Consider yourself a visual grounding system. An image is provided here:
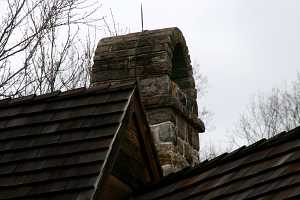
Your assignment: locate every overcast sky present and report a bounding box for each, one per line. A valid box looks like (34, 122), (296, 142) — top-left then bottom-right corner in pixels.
(100, 0), (300, 151)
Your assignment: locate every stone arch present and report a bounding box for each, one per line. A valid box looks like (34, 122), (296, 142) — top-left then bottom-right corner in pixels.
(92, 27), (196, 97)
(168, 28), (196, 98)
(170, 43), (194, 89)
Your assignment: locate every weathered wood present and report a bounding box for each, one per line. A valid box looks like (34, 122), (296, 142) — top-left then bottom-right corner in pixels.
(95, 175), (132, 200)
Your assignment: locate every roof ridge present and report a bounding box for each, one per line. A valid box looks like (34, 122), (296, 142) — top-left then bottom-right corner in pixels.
(0, 82), (136, 108)
(189, 126), (300, 176)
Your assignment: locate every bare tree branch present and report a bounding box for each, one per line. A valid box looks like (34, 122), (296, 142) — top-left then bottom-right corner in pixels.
(0, 0), (106, 98)
(233, 73), (300, 146)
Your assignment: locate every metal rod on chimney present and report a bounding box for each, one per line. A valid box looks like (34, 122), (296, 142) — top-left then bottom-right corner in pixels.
(141, 3), (144, 32)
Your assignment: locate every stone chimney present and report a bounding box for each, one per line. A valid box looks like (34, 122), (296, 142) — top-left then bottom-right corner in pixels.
(91, 27), (205, 175)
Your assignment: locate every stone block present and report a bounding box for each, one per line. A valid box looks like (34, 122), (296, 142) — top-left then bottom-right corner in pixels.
(150, 127), (160, 145)
(183, 88), (197, 99)
(139, 76), (171, 97)
(186, 97), (198, 115)
(150, 121), (177, 143)
(192, 149), (200, 166)
(187, 125), (193, 144)
(146, 108), (176, 125)
(156, 142), (176, 152)
(156, 143), (176, 165)
(176, 137), (185, 154)
(143, 62), (171, 75)
(157, 143), (189, 176)
(177, 89), (187, 106)
(92, 69), (135, 82)
(184, 143), (193, 164)
(176, 116), (187, 140)
(192, 133), (200, 150)
(169, 81), (199, 116)
(158, 151), (172, 165)
(161, 164), (175, 176)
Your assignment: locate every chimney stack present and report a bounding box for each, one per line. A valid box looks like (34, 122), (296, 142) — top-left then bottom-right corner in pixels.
(91, 27), (205, 175)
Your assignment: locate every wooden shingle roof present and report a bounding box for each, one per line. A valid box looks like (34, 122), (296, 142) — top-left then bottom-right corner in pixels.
(134, 126), (300, 200)
(0, 83), (158, 200)
(2, 76), (300, 200)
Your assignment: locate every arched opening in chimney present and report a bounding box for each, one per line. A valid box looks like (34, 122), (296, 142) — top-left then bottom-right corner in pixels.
(170, 43), (189, 89)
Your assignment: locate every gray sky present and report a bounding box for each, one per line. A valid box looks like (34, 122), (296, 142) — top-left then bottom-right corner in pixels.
(100, 0), (300, 151)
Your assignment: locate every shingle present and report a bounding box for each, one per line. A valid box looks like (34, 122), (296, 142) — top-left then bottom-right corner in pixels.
(134, 126), (300, 200)
(0, 162), (102, 187)
(2, 151), (106, 175)
(0, 104), (125, 129)
(0, 138), (112, 164)
(255, 183), (300, 199)
(0, 131), (114, 153)
(0, 84), (135, 200)
(0, 115), (120, 142)
(0, 87), (131, 120)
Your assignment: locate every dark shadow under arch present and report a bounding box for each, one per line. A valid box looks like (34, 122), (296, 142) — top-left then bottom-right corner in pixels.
(170, 43), (191, 89)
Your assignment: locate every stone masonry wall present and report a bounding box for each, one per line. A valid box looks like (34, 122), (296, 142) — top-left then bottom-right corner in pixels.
(139, 75), (201, 175)
(91, 27), (205, 175)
